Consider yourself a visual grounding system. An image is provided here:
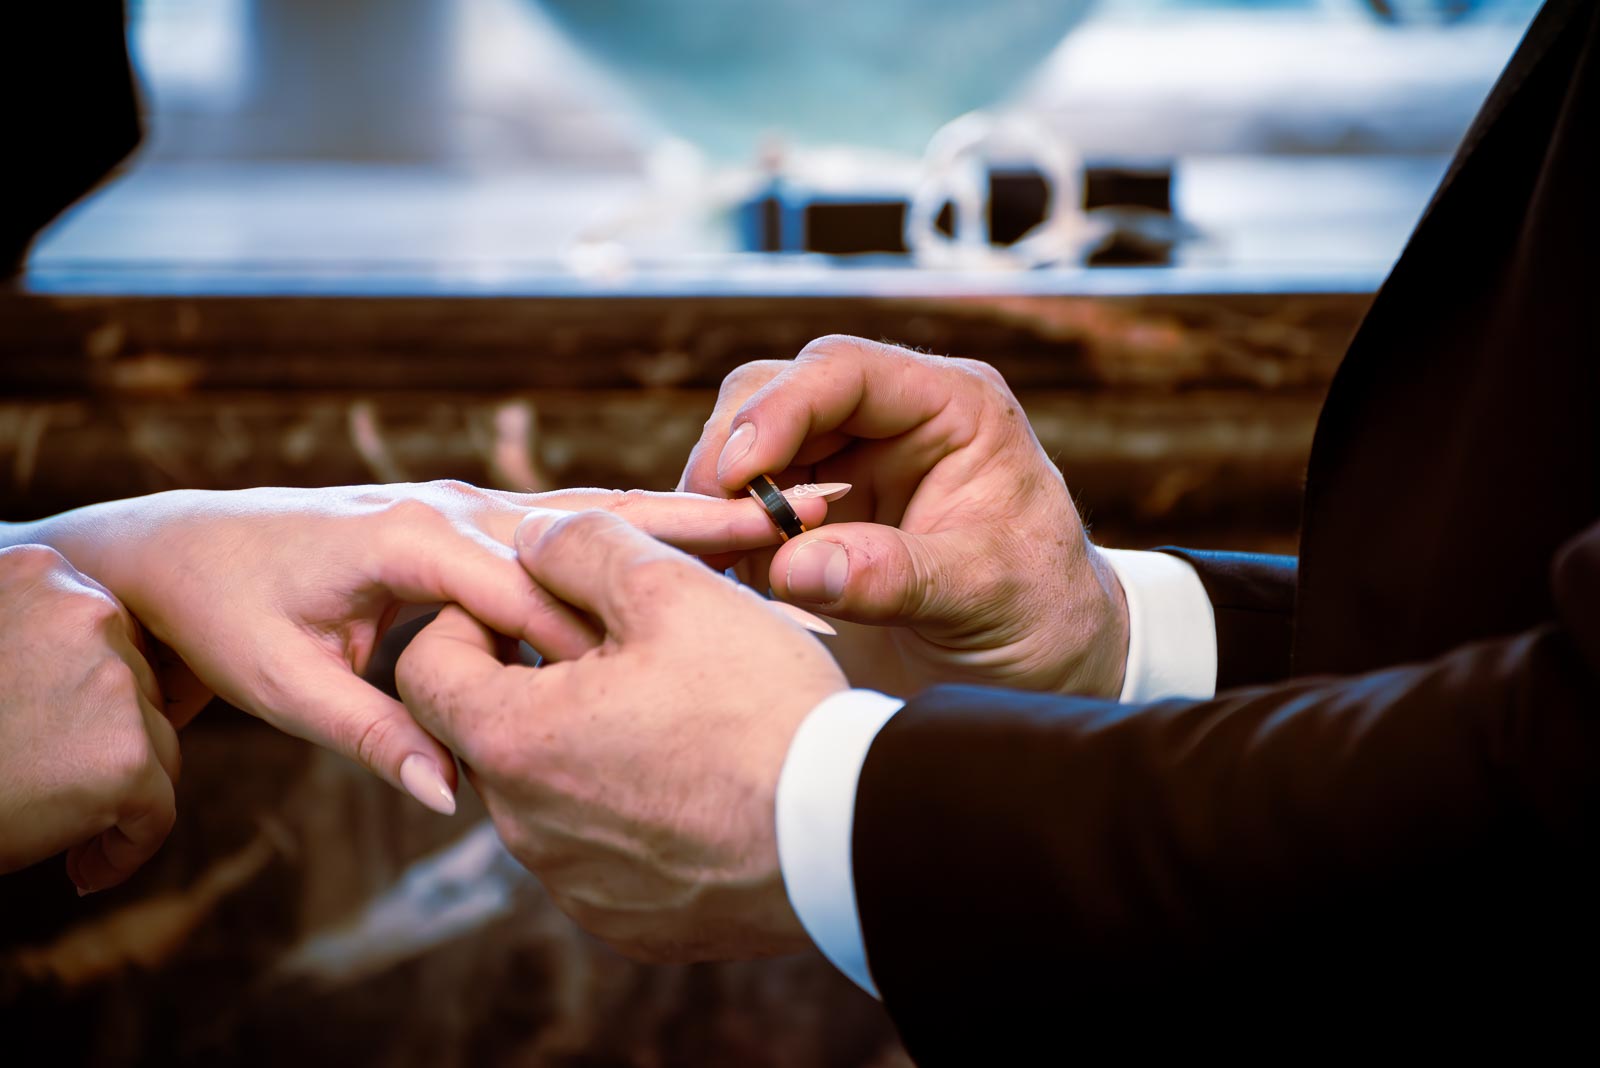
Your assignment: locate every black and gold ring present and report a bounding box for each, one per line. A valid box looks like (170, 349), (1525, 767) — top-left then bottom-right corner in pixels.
(747, 474), (807, 541)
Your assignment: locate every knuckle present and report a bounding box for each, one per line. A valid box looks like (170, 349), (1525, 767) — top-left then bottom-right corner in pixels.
(953, 356), (1010, 391)
(722, 359), (786, 393)
(425, 478), (479, 500)
(549, 508), (625, 547)
(350, 714), (401, 773)
(80, 588), (126, 628)
(49, 587), (126, 642)
(796, 333), (870, 363)
(393, 623), (441, 678)
(380, 495), (449, 535)
(0, 543), (68, 582)
(603, 487), (654, 516)
(84, 654), (140, 702)
(393, 645), (429, 705)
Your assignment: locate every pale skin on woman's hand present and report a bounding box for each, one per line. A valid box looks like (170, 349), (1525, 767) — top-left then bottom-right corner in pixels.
(679, 335), (1130, 701)
(397, 508), (847, 962)
(0, 545), (180, 894)
(1, 481), (842, 815)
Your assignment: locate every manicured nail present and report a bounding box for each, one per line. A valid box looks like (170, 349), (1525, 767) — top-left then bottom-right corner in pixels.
(786, 540), (849, 603)
(768, 600), (838, 636)
(76, 886), (92, 898)
(400, 754), (457, 816)
(717, 423), (757, 482)
(783, 482), (853, 503)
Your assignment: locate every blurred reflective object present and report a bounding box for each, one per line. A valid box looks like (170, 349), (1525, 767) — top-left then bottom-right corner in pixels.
(531, 0), (1097, 160)
(907, 112), (1097, 269)
(274, 822), (533, 988)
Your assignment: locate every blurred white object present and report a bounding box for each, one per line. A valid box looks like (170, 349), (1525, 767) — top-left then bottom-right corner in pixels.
(275, 822), (533, 986)
(906, 112), (1101, 269)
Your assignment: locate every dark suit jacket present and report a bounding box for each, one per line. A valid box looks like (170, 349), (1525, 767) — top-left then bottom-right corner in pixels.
(1, 2), (141, 272)
(854, 0), (1600, 1056)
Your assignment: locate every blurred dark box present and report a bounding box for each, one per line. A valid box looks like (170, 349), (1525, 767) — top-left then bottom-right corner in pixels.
(737, 162), (1174, 260)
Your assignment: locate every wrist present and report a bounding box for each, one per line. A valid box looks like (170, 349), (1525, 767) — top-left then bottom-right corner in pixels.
(4, 500), (129, 584)
(12, 492), (198, 608)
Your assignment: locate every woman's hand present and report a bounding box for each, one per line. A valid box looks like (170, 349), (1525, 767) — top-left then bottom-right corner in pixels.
(680, 335), (1129, 700)
(7, 482), (837, 813)
(0, 545), (180, 893)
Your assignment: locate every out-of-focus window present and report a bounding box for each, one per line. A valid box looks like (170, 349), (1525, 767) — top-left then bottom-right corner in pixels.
(128, 0), (245, 103)
(122, 0), (1543, 166)
(1028, 0), (1543, 158)
(30, 0), (1548, 283)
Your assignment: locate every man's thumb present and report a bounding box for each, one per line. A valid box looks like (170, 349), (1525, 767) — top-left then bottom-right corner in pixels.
(770, 523), (963, 628)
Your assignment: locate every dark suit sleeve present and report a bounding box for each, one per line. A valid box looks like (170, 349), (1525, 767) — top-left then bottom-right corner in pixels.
(854, 524), (1600, 1059)
(1155, 548), (1296, 688)
(2, 2), (142, 271)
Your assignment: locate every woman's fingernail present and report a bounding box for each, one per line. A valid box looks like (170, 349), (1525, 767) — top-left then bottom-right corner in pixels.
(786, 540), (849, 603)
(717, 423), (757, 482)
(783, 482), (853, 503)
(400, 754), (457, 816)
(768, 600), (838, 636)
(76, 885), (92, 898)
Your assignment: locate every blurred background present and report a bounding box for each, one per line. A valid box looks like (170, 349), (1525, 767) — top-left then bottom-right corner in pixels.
(0, 1), (1542, 1065)
(30, 0), (1541, 279)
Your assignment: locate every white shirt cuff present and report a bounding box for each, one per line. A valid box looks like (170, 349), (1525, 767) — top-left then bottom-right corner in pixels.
(775, 552), (1216, 998)
(775, 688), (904, 999)
(1098, 548), (1218, 702)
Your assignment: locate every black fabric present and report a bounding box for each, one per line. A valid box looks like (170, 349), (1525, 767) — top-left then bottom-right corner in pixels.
(1294, 0), (1600, 676)
(1, 3), (142, 273)
(858, 532), (1600, 1055)
(1155, 548), (1297, 688)
(854, 0), (1600, 1056)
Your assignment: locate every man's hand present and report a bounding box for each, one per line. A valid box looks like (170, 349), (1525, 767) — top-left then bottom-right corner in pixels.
(397, 508), (848, 962)
(8, 482), (837, 815)
(680, 335), (1129, 699)
(0, 546), (180, 893)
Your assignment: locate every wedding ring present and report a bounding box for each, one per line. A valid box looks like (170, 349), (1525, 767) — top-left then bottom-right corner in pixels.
(747, 474), (807, 541)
